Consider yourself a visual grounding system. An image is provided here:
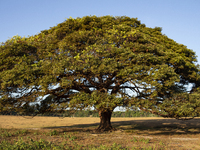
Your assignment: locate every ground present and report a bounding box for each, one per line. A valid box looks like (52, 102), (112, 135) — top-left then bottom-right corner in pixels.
(0, 116), (200, 149)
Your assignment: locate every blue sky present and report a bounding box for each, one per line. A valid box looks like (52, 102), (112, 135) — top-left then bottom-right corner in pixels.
(1, 0), (200, 63)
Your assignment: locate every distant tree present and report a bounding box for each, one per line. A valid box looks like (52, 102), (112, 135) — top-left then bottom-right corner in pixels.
(1, 16), (200, 131)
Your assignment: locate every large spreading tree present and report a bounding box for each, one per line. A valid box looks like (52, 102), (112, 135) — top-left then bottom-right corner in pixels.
(1, 16), (200, 131)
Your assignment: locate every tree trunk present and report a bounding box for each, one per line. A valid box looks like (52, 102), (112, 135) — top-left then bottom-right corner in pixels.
(97, 109), (114, 131)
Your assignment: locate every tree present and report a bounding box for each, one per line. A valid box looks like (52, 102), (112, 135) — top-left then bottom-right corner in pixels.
(1, 16), (200, 131)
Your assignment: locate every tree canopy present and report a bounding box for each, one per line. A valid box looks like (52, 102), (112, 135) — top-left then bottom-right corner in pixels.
(1, 16), (200, 131)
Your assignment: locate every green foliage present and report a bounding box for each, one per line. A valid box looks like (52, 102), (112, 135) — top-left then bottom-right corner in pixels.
(0, 129), (28, 138)
(131, 137), (150, 144)
(70, 91), (123, 112)
(0, 130), (12, 138)
(47, 129), (59, 136)
(63, 132), (71, 139)
(92, 143), (126, 150)
(0, 138), (138, 150)
(0, 138), (63, 150)
(1, 15), (200, 121)
(69, 135), (78, 141)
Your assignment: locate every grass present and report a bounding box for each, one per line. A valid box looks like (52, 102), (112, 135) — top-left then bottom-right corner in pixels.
(1, 116), (200, 149)
(0, 127), (199, 149)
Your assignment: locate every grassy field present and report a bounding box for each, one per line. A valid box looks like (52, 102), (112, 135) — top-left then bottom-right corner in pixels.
(0, 116), (200, 149)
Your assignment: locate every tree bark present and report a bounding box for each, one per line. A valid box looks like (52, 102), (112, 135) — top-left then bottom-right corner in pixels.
(97, 109), (114, 131)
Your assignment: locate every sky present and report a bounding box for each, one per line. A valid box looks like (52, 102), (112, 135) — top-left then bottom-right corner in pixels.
(0, 0), (200, 63)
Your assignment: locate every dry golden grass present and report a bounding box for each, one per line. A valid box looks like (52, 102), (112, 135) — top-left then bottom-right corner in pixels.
(1, 115), (200, 149)
(0, 115), (177, 129)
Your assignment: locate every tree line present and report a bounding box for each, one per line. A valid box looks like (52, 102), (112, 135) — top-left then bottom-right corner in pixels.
(0, 110), (159, 117)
